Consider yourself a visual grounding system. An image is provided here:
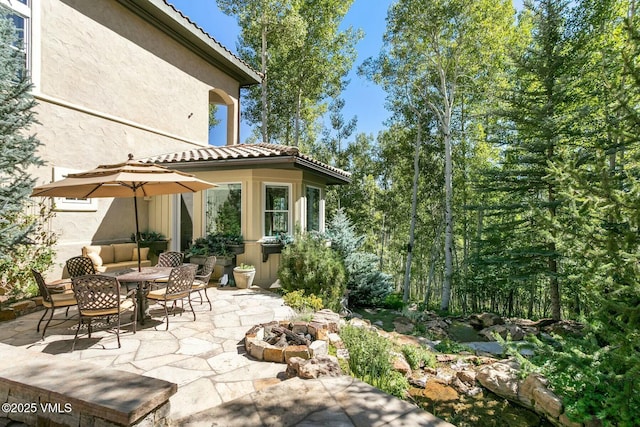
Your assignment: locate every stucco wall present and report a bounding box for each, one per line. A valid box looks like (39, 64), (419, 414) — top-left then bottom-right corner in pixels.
(32, 0), (244, 280)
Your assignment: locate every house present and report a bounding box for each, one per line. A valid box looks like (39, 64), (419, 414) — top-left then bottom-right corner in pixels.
(8, 0), (349, 284)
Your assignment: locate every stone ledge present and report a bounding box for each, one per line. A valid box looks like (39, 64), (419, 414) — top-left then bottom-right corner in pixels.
(0, 343), (176, 426)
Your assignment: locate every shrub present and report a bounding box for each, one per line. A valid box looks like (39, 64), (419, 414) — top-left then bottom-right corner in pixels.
(325, 209), (392, 307)
(382, 292), (405, 310)
(282, 289), (324, 312)
(278, 233), (346, 312)
(340, 325), (409, 399)
(400, 344), (436, 370)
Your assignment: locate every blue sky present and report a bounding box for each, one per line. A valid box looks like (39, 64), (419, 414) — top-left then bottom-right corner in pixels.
(168, 0), (524, 144)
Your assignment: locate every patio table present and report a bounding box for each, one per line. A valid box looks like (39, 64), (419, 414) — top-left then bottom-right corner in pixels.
(105, 267), (173, 324)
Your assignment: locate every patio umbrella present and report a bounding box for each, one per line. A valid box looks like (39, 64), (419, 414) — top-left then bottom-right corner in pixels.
(31, 154), (216, 271)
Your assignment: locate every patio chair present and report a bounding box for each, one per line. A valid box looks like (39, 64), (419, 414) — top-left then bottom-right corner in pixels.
(156, 251), (184, 267)
(71, 274), (137, 351)
(190, 256), (216, 311)
(66, 256), (96, 278)
(32, 269), (77, 339)
(146, 264), (197, 330)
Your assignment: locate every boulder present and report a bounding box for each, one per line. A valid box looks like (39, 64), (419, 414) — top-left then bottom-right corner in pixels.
(470, 312), (504, 330)
(476, 361), (520, 401)
(391, 352), (412, 376)
(480, 324), (525, 341)
(286, 355), (342, 379)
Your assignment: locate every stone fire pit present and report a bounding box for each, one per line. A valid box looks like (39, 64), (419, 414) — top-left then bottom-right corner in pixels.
(244, 309), (340, 364)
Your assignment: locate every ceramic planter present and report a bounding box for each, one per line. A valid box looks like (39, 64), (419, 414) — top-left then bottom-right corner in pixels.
(233, 267), (256, 289)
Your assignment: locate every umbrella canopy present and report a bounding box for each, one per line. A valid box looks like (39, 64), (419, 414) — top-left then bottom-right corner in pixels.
(31, 154), (216, 270)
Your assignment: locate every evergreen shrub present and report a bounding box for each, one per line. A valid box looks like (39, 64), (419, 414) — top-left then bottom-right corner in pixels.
(325, 209), (392, 307)
(277, 233), (346, 312)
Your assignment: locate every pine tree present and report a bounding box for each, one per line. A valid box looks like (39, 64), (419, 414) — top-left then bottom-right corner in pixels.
(0, 7), (43, 259)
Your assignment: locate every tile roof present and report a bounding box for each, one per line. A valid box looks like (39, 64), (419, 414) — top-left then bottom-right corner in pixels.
(143, 143), (351, 182)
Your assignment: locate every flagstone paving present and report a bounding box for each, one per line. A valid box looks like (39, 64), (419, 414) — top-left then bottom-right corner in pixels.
(0, 287), (452, 426)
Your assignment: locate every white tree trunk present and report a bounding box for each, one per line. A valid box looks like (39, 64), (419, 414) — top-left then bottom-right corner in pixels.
(441, 121), (453, 311)
(403, 121), (422, 304)
(261, 26), (269, 143)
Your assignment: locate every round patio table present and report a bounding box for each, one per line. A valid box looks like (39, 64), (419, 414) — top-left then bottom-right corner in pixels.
(109, 267), (173, 325)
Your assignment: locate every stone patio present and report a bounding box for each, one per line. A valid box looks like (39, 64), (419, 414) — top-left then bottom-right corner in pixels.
(0, 287), (452, 426)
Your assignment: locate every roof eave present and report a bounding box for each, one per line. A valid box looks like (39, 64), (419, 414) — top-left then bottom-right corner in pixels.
(156, 156), (351, 185)
(118, 0), (262, 86)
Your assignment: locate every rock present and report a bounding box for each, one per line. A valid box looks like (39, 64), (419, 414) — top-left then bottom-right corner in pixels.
(465, 341), (504, 356)
(480, 324), (525, 341)
(347, 317), (371, 329)
(309, 340), (328, 357)
(412, 381), (460, 402)
(452, 377), (470, 394)
(543, 320), (585, 337)
(532, 386), (563, 419)
(559, 412), (584, 427)
(518, 373), (548, 408)
(284, 345), (310, 363)
(0, 309), (16, 321)
(393, 319), (415, 334)
(336, 348), (349, 360)
(470, 312), (504, 330)
(408, 375), (427, 388)
(327, 333), (342, 346)
(286, 355), (342, 379)
(457, 369), (477, 385)
(477, 361), (520, 401)
(391, 352), (412, 376)
(312, 309), (340, 332)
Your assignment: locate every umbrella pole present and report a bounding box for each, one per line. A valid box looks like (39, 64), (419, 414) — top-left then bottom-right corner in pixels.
(134, 196), (142, 272)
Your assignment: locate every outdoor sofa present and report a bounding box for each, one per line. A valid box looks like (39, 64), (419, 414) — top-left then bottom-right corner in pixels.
(82, 243), (152, 273)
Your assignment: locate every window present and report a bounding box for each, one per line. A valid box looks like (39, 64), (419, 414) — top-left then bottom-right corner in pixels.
(1, 0), (30, 73)
(205, 183), (241, 235)
(264, 184), (290, 236)
(52, 167), (97, 212)
(306, 186), (321, 232)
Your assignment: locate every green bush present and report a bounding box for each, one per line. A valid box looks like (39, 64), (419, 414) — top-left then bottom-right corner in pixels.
(340, 325), (409, 399)
(400, 344), (436, 370)
(282, 289), (324, 312)
(278, 233), (346, 312)
(383, 292), (405, 310)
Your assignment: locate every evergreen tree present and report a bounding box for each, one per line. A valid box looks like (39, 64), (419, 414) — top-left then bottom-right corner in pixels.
(325, 209), (392, 307)
(0, 7), (42, 259)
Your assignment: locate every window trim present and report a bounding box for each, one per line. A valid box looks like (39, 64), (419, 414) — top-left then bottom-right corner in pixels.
(51, 167), (98, 212)
(304, 184), (323, 232)
(262, 182), (292, 239)
(204, 181), (243, 235)
(1, 0), (31, 75)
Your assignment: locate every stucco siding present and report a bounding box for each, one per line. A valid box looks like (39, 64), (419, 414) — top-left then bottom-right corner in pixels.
(38, 0), (240, 143)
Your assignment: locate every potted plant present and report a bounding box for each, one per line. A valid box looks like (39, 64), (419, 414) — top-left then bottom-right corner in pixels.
(184, 236), (210, 265)
(260, 233), (294, 262)
(131, 230), (169, 265)
(233, 263), (255, 289)
(224, 233), (245, 256)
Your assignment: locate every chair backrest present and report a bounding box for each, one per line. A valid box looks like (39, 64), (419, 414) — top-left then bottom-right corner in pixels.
(32, 269), (52, 304)
(66, 256), (96, 278)
(72, 275), (120, 312)
(156, 251), (184, 267)
(195, 256), (217, 283)
(165, 264), (197, 297)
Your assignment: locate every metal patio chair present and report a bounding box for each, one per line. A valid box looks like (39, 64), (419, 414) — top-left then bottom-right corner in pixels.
(146, 264), (197, 330)
(32, 269), (77, 339)
(66, 256), (96, 278)
(190, 256), (216, 311)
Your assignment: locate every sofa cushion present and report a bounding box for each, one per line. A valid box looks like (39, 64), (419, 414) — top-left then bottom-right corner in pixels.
(114, 243), (137, 263)
(132, 247), (149, 261)
(83, 245), (114, 265)
(97, 260), (152, 273)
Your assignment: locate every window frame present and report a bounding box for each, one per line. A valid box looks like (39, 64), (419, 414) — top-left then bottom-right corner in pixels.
(1, 0), (31, 74)
(304, 184), (323, 232)
(262, 182), (292, 238)
(52, 167), (98, 212)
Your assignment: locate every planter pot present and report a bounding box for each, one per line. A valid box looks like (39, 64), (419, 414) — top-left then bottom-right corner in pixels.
(233, 268), (256, 289)
(261, 243), (283, 262)
(139, 240), (170, 265)
(227, 244), (245, 255)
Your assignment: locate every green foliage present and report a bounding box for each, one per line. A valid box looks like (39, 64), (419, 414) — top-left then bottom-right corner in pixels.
(282, 289), (324, 312)
(522, 330), (640, 426)
(0, 6), (44, 259)
(382, 292), (405, 310)
(325, 209), (393, 307)
(185, 232), (243, 258)
(130, 230), (166, 243)
(433, 339), (471, 354)
(278, 232), (346, 312)
(236, 263), (254, 270)
(0, 201), (57, 303)
(400, 344), (436, 370)
(340, 325), (409, 399)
